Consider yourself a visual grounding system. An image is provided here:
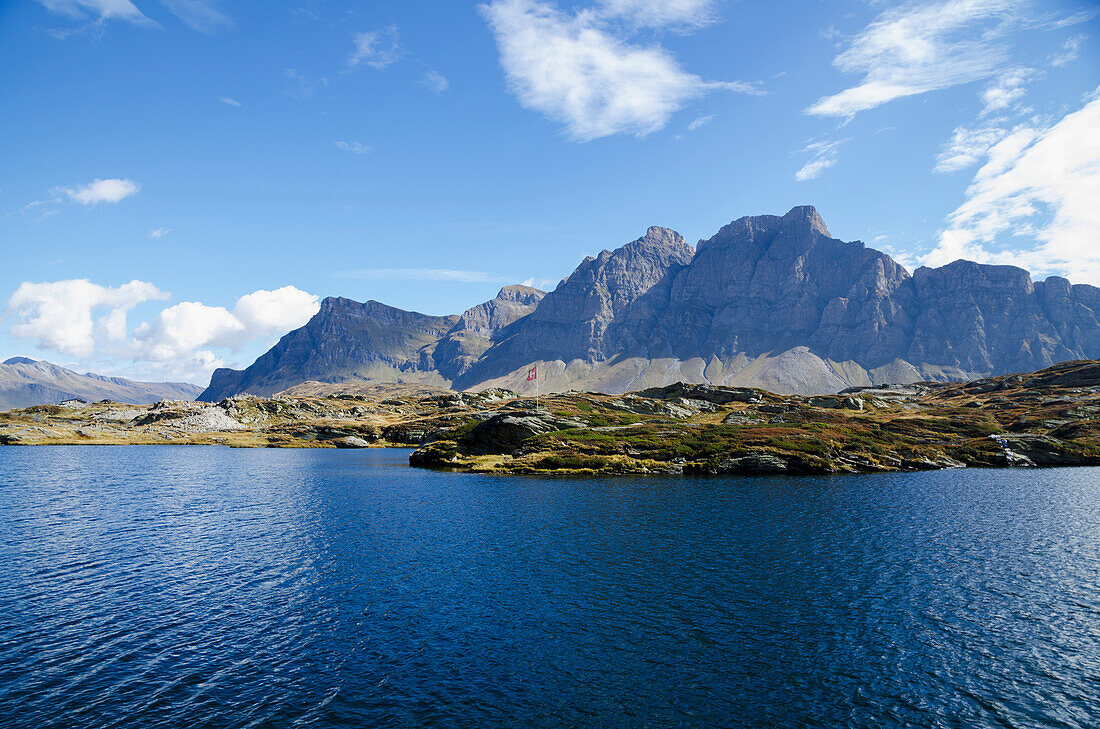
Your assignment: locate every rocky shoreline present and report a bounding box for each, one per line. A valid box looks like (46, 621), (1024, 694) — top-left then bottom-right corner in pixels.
(409, 360), (1100, 475)
(3, 361), (1099, 477)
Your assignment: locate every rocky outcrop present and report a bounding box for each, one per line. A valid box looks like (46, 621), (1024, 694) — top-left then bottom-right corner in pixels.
(0, 358), (202, 411)
(199, 206), (1100, 399)
(458, 411), (585, 455)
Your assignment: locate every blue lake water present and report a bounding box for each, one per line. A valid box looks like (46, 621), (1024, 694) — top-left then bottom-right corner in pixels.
(0, 446), (1098, 728)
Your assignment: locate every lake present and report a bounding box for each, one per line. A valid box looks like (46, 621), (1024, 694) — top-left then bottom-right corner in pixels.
(0, 446), (1097, 728)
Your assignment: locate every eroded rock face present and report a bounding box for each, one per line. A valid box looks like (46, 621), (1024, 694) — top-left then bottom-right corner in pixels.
(455, 226), (695, 386)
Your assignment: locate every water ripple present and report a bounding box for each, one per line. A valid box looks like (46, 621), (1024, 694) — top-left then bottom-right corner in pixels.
(0, 447), (1098, 728)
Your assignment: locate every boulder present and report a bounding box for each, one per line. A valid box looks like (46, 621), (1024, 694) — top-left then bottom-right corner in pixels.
(334, 436), (372, 448)
(808, 396), (864, 410)
(459, 412), (585, 455)
(716, 453), (789, 474)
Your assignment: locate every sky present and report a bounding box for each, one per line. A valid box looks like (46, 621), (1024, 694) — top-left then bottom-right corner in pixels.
(1, 0), (1098, 385)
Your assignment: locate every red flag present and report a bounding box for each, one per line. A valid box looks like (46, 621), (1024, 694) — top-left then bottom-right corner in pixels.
(527, 365), (537, 382)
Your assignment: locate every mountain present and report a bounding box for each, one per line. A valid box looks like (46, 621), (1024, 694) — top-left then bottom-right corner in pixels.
(0, 358), (203, 411)
(198, 206), (1100, 400)
(201, 298), (461, 400)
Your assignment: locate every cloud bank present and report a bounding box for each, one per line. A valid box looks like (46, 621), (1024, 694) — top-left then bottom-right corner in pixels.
(923, 95), (1100, 285)
(6, 282), (320, 382)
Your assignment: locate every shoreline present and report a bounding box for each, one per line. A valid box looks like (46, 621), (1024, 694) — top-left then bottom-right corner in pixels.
(3, 360), (1099, 477)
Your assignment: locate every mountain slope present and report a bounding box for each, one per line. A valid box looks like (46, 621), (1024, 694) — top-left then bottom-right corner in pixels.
(198, 206), (1100, 398)
(199, 298), (460, 400)
(0, 358), (202, 411)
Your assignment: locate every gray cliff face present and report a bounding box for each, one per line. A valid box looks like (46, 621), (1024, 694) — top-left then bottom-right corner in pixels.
(199, 206), (1100, 398)
(199, 298), (459, 401)
(657, 205), (915, 365)
(0, 358), (202, 411)
(429, 285), (546, 380)
(905, 262), (1100, 376)
(455, 226), (695, 386)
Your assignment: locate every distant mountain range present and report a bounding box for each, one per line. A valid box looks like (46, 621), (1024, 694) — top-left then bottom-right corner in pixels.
(199, 206), (1100, 400)
(0, 358), (202, 411)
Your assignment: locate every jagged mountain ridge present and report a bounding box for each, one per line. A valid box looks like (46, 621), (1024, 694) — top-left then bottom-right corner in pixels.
(0, 358), (203, 411)
(198, 206), (1100, 400)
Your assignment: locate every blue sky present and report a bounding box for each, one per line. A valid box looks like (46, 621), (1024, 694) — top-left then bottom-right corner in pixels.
(1, 0), (1097, 384)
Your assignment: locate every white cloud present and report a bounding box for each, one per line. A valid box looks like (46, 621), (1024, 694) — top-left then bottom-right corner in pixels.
(35, 0), (154, 26)
(980, 67), (1033, 115)
(934, 125), (1008, 172)
(64, 178), (140, 205)
(348, 26), (403, 69)
(6, 282), (319, 382)
(687, 114), (715, 130)
(598, 0), (716, 29)
(795, 139), (847, 181)
(480, 0), (760, 141)
(133, 301), (245, 361)
(150, 227), (170, 238)
(127, 287), (318, 380)
(422, 69), (450, 94)
(233, 286), (320, 335)
(334, 141), (372, 155)
(219, 96), (242, 106)
(922, 96), (1100, 284)
(807, 0), (1022, 118)
(7, 279), (168, 357)
(341, 268), (508, 283)
(1050, 34), (1085, 67)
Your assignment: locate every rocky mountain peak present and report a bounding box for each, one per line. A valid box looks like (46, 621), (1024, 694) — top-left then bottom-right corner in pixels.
(638, 225), (689, 251)
(782, 205), (830, 237)
(494, 284), (546, 305)
(3, 357), (37, 366)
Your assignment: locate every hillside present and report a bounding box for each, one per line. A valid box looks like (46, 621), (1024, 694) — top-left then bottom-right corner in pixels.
(0, 358), (202, 411)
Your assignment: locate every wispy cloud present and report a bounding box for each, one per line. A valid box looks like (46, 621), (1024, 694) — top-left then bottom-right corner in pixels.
(20, 178), (140, 216)
(35, 0), (157, 28)
(687, 114), (715, 131)
(934, 125), (1008, 172)
(348, 26), (403, 69)
(150, 227), (170, 239)
(65, 178), (140, 205)
(980, 66), (1034, 116)
(1050, 33), (1085, 67)
(795, 139), (847, 181)
(37, 0), (231, 32)
(807, 0), (1023, 119)
(218, 96), (242, 107)
(597, 0), (716, 30)
(422, 69), (450, 94)
(283, 69), (327, 100)
(334, 141), (372, 155)
(339, 268), (510, 283)
(479, 0), (761, 141)
(922, 95), (1100, 284)
(159, 0), (230, 32)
